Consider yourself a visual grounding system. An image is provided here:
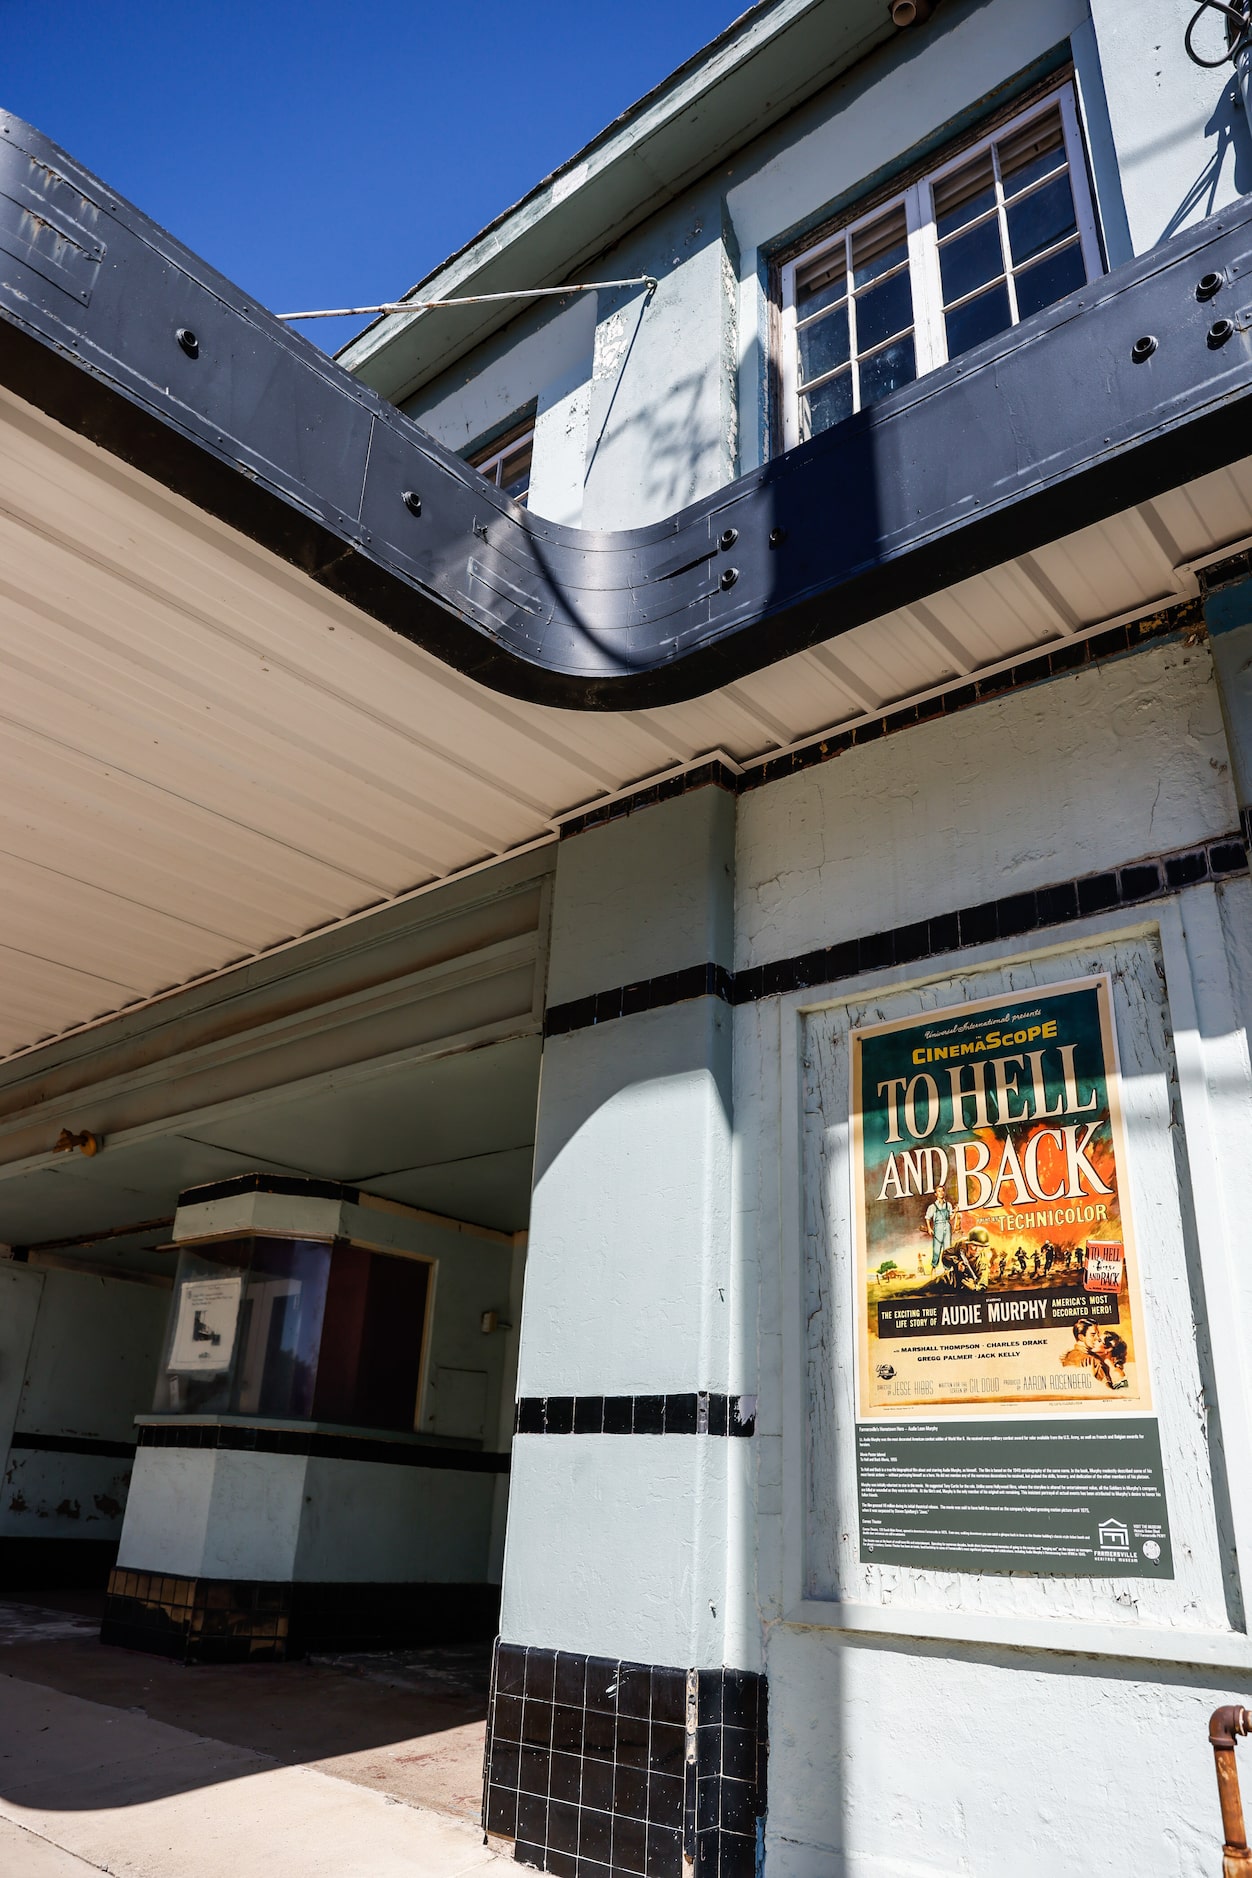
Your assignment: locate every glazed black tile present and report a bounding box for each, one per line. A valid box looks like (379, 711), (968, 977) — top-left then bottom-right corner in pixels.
(733, 965), (765, 1003)
(996, 891), (1038, 936)
(720, 1727), (756, 1783)
(490, 1743), (521, 1791)
(673, 964), (707, 1002)
(515, 1841), (545, 1871)
(647, 1770), (684, 1826)
(581, 1756), (615, 1813)
(696, 1775), (720, 1832)
(585, 1658), (620, 1712)
(717, 1831), (758, 1878)
(583, 1706), (616, 1757)
(602, 1397), (633, 1434)
(1166, 849), (1209, 887)
(1012, 653), (1052, 689)
(957, 901), (998, 946)
(650, 972), (679, 1009)
(695, 1828), (720, 1876)
(728, 1397), (755, 1436)
(551, 1704), (584, 1755)
(548, 1800), (581, 1856)
(519, 1745), (550, 1795)
(621, 980), (651, 1016)
(706, 1396), (728, 1437)
(545, 1398), (575, 1435)
(927, 910), (960, 952)
(1211, 840), (1247, 874)
(650, 1665), (686, 1727)
(892, 919), (931, 964)
(555, 1651), (587, 1707)
(664, 1395), (697, 1435)
(613, 1762), (649, 1821)
(573, 1861), (610, 1878)
(632, 1397), (665, 1436)
(719, 1778), (758, 1836)
(883, 705), (918, 735)
(573, 1397), (604, 1435)
(1119, 861), (1161, 902)
(646, 1822), (682, 1873)
(516, 1792), (548, 1846)
(1035, 881), (1079, 926)
(857, 928), (894, 971)
(612, 1813), (648, 1876)
(1077, 871), (1119, 915)
(721, 1671), (758, 1733)
(522, 1699), (554, 1748)
(593, 987), (624, 1024)
(516, 1399), (545, 1435)
(696, 1674), (723, 1729)
(578, 1808), (613, 1864)
(1087, 625), (1128, 659)
(616, 1711), (651, 1766)
(547, 1851), (578, 1878)
(496, 1644), (528, 1697)
(549, 1751), (582, 1805)
(648, 1722), (685, 1777)
(494, 1695), (524, 1742)
(616, 1661), (652, 1719)
(485, 1783), (518, 1838)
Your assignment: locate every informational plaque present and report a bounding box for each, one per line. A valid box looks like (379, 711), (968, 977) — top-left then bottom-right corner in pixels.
(849, 976), (1171, 1574)
(167, 1274), (242, 1373)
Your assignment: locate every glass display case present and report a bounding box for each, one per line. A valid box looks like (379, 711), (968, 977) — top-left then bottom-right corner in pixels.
(154, 1234), (430, 1432)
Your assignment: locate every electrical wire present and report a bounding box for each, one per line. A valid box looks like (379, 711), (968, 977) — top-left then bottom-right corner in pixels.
(276, 277), (658, 321)
(1185, 0), (1252, 68)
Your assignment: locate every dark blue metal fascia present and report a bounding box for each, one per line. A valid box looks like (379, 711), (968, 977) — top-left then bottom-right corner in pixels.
(3, 109), (1252, 711)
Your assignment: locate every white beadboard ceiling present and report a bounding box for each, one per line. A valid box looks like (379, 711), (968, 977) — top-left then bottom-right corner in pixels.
(1, 381), (1246, 1061)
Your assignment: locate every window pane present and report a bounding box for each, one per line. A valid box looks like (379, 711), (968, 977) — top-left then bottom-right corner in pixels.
(859, 334), (916, 408)
(499, 439), (532, 505)
(800, 369), (853, 439)
(999, 107), (1066, 198)
(939, 217), (1004, 307)
(851, 207), (909, 288)
(798, 303), (850, 384)
(1006, 171), (1078, 267)
(944, 280), (1012, 357)
(796, 247), (847, 320)
(934, 151), (996, 239)
(1013, 238), (1086, 319)
(855, 269), (912, 353)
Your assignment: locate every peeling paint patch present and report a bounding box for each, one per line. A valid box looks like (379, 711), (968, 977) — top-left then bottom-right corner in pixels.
(54, 1498), (81, 1520)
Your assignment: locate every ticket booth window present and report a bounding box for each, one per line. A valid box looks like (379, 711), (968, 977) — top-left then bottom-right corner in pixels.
(154, 1235), (430, 1433)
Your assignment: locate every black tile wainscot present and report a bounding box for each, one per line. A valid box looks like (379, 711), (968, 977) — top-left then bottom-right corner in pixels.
(483, 1642), (767, 1878)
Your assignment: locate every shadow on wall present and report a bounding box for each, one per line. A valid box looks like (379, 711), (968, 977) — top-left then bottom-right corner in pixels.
(1159, 80), (1252, 242)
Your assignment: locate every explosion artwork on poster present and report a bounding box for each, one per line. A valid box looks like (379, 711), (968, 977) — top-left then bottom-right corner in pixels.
(852, 976), (1151, 1422)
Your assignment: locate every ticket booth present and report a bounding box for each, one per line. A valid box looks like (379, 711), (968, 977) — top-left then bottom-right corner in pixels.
(102, 1173), (519, 1662)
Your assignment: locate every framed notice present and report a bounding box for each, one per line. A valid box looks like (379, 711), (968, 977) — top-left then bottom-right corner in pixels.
(849, 975), (1171, 1576)
(167, 1274), (242, 1374)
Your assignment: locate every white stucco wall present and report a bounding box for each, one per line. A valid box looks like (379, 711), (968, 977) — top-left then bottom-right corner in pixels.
(731, 637), (1252, 1875)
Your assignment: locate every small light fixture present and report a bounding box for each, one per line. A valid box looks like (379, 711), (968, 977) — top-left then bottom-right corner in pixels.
(54, 1128), (101, 1156)
(480, 1310), (513, 1334)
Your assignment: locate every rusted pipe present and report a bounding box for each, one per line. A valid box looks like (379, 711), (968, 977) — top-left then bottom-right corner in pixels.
(1210, 1707), (1252, 1875)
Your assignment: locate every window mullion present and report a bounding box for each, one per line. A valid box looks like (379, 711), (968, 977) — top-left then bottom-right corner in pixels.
(991, 141), (1021, 325)
(907, 179), (946, 373)
(845, 235), (862, 413)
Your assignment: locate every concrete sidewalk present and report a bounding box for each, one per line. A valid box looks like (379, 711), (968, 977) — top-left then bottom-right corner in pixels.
(0, 1670), (505, 1877)
(0, 1595), (506, 1876)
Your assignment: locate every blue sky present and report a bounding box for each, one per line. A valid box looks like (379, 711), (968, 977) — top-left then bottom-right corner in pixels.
(3, 1), (746, 355)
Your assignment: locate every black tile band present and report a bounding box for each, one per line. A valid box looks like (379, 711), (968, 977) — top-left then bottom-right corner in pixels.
(557, 605), (1188, 844)
(9, 1431), (136, 1460)
(137, 1421), (510, 1472)
(514, 1394), (755, 1438)
(484, 1641), (767, 1878)
(103, 1568), (500, 1663)
(544, 830), (1248, 1039)
(178, 1171), (365, 1208)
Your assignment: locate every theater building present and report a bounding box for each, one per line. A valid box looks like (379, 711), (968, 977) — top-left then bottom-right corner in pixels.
(3, 0), (1252, 1872)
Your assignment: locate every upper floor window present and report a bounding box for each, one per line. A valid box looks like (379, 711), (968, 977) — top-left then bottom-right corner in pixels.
(470, 417), (534, 506)
(779, 86), (1102, 450)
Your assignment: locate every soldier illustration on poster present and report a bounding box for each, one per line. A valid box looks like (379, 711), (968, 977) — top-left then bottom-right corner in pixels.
(852, 974), (1151, 1421)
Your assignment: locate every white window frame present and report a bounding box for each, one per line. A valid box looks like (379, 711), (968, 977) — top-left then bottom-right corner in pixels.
(469, 418), (535, 505)
(778, 83), (1103, 452)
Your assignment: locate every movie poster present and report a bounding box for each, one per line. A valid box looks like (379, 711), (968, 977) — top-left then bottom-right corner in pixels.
(167, 1274), (242, 1373)
(852, 976), (1151, 1422)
